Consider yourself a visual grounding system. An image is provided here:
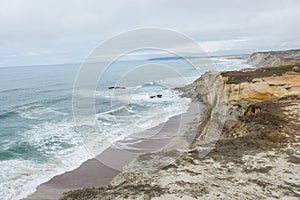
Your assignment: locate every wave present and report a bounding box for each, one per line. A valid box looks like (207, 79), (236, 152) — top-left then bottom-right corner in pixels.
(0, 103), (69, 122)
(0, 121), (91, 200)
(0, 83), (70, 93)
(0, 111), (19, 120)
(35, 88), (69, 94)
(95, 93), (191, 140)
(100, 104), (135, 116)
(17, 107), (68, 120)
(134, 81), (164, 90)
(0, 146), (91, 200)
(0, 88), (27, 93)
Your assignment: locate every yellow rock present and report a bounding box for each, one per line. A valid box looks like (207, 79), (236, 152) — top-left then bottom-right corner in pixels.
(225, 73), (300, 101)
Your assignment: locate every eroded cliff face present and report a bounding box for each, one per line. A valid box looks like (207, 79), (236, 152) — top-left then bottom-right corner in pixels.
(223, 71), (300, 101)
(247, 49), (300, 67)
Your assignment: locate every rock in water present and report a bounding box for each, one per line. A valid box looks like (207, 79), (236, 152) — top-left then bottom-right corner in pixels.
(108, 86), (126, 89)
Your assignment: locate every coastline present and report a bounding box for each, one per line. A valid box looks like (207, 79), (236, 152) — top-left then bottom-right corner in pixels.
(60, 50), (300, 199)
(25, 102), (203, 200)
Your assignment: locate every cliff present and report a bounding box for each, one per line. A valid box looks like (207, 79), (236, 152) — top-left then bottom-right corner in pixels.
(247, 49), (300, 67)
(61, 56), (300, 199)
(222, 66), (300, 100)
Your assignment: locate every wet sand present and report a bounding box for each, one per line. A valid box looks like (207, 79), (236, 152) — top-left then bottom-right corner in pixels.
(25, 102), (203, 200)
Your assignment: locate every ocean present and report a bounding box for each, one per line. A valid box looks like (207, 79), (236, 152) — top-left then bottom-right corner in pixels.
(0, 57), (251, 199)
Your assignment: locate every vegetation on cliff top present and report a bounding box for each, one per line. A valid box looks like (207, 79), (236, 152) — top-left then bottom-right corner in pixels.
(221, 65), (298, 84)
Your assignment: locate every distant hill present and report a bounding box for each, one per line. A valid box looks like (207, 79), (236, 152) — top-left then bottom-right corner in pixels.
(147, 56), (199, 61)
(247, 49), (300, 67)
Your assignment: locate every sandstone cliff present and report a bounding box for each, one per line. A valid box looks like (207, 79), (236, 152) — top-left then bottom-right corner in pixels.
(222, 66), (300, 100)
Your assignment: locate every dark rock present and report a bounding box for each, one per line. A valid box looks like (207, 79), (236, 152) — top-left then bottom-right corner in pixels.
(150, 96), (155, 99)
(108, 86), (126, 89)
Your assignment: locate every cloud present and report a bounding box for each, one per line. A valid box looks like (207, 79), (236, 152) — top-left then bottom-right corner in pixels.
(0, 0), (299, 66)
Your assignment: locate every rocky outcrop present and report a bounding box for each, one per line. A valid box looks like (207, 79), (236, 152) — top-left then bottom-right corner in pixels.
(247, 49), (300, 67)
(61, 60), (300, 200)
(222, 70), (300, 101)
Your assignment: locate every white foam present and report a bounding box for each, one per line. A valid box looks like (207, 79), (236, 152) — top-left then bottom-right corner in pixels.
(0, 120), (92, 200)
(96, 95), (191, 144)
(0, 146), (92, 200)
(17, 106), (68, 120)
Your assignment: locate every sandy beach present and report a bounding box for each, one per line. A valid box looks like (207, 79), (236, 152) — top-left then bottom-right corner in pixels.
(25, 102), (203, 200)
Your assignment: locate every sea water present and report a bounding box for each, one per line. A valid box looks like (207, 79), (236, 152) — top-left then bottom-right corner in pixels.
(0, 57), (251, 199)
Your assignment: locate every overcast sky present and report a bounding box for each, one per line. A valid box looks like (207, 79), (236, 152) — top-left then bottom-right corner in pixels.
(0, 0), (300, 67)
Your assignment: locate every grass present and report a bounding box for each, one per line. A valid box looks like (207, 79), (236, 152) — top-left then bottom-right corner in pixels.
(221, 65), (298, 84)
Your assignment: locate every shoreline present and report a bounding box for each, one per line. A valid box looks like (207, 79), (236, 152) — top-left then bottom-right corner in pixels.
(25, 102), (203, 200)
(60, 51), (300, 199)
